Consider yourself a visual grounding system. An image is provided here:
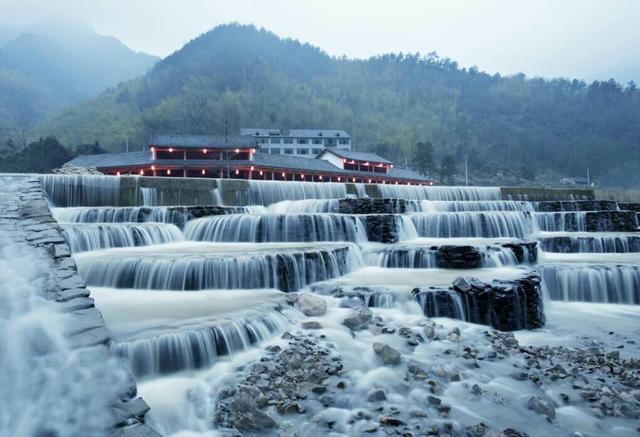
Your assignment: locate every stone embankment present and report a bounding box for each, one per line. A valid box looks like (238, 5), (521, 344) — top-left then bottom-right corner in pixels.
(10, 178), (158, 437)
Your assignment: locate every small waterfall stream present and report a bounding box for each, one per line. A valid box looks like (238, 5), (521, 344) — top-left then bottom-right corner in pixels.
(34, 175), (640, 436)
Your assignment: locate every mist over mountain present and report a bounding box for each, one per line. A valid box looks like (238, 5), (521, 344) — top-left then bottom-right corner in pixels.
(0, 20), (158, 146)
(9, 23), (640, 186)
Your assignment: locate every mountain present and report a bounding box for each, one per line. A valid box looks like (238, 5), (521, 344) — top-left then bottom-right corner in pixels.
(33, 23), (640, 186)
(0, 21), (158, 147)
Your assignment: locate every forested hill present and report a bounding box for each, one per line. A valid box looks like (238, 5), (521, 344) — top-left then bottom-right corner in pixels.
(34, 23), (640, 187)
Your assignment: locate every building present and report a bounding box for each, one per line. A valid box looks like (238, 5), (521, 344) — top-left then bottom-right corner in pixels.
(240, 128), (351, 156)
(65, 134), (433, 185)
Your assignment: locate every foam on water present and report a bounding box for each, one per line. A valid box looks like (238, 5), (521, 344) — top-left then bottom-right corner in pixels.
(63, 222), (184, 252)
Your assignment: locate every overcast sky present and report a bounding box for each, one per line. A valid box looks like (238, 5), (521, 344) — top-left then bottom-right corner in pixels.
(1, 0), (639, 83)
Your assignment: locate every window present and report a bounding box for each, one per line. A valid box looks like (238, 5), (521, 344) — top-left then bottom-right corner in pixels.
(284, 138), (293, 144)
(284, 148), (294, 155)
(339, 139), (350, 145)
(260, 138), (269, 144)
(270, 148), (281, 154)
(297, 138), (307, 144)
(311, 148), (322, 155)
(313, 139), (323, 145)
(270, 138), (281, 144)
(325, 139), (336, 147)
(298, 149), (309, 155)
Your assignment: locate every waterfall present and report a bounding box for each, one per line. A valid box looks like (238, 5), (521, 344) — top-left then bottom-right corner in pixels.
(40, 175), (121, 207)
(245, 180), (348, 205)
(540, 264), (640, 304)
(184, 214), (368, 243)
(62, 223), (184, 253)
(52, 207), (191, 226)
(412, 288), (467, 319)
(409, 211), (534, 238)
(263, 199), (340, 214)
(377, 185), (501, 201)
(417, 200), (533, 212)
(112, 307), (295, 377)
(354, 183), (369, 198)
(0, 213), (130, 435)
(76, 244), (359, 292)
(140, 187), (158, 206)
(534, 212), (587, 232)
(539, 234), (640, 253)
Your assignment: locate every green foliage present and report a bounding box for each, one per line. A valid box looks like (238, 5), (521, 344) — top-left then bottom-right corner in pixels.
(440, 154), (457, 184)
(0, 136), (72, 173)
(26, 24), (640, 185)
(413, 141), (436, 176)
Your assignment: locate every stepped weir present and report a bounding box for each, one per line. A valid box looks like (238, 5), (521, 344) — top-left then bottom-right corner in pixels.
(3, 174), (638, 436)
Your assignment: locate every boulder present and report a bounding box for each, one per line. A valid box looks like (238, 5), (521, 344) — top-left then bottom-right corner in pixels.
(296, 293), (327, 316)
(372, 342), (401, 366)
(342, 307), (373, 330)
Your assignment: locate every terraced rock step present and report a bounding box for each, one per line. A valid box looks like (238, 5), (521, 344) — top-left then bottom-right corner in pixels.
(534, 200), (619, 212)
(537, 211), (639, 232)
(539, 234), (640, 253)
(54, 205), (242, 226)
(337, 198), (411, 214)
(370, 241), (537, 268)
(412, 273), (545, 331)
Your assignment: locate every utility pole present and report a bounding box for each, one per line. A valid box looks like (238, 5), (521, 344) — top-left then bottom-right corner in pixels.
(125, 135), (129, 153)
(464, 155), (469, 186)
(587, 168), (590, 186)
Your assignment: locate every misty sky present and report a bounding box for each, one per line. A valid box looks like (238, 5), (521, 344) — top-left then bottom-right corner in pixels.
(1, 0), (639, 84)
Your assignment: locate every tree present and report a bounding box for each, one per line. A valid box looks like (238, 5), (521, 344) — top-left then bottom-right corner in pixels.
(0, 136), (72, 173)
(519, 163), (536, 182)
(74, 141), (107, 156)
(413, 141), (436, 176)
(439, 154), (457, 184)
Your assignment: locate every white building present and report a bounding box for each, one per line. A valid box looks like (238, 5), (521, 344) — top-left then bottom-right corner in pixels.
(240, 128), (352, 156)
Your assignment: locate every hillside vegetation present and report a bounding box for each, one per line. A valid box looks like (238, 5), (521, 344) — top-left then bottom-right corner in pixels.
(30, 24), (640, 186)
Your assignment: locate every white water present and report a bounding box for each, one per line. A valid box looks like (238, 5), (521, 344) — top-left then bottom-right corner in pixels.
(185, 213), (368, 243)
(35, 175), (640, 436)
(62, 222), (184, 252)
(0, 176), (130, 436)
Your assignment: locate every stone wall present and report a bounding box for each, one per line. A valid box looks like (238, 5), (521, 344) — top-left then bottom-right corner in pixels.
(500, 187), (594, 201)
(15, 178), (159, 437)
(595, 189), (640, 202)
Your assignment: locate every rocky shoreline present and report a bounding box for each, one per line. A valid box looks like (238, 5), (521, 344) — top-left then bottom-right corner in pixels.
(211, 295), (640, 436)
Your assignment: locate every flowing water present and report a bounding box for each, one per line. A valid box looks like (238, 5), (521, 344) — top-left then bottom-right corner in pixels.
(34, 176), (640, 436)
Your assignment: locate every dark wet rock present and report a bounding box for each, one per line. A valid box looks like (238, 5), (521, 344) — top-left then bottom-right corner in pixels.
(527, 395), (556, 419)
(373, 342), (401, 366)
(366, 388), (387, 402)
(301, 321), (323, 330)
(342, 307), (373, 330)
(338, 198), (410, 214)
(413, 273), (545, 331)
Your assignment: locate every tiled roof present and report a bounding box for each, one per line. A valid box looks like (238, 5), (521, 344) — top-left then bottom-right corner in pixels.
(148, 134), (256, 149)
(65, 151), (151, 168)
(240, 128), (281, 137)
(65, 151), (431, 182)
(319, 149), (392, 164)
(288, 129), (350, 138)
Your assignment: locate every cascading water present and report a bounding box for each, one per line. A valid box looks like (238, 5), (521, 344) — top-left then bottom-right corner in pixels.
(0, 176), (131, 436)
(75, 243), (359, 292)
(185, 214), (368, 243)
(540, 264), (640, 304)
(378, 185), (501, 201)
(140, 187), (158, 206)
(244, 180), (348, 205)
(410, 211), (534, 238)
(539, 234), (640, 253)
(534, 212), (587, 232)
(40, 174), (121, 207)
(35, 174), (640, 436)
(417, 200), (532, 212)
(62, 223), (184, 252)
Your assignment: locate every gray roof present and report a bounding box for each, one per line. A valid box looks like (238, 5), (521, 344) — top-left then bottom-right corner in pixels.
(240, 128), (281, 137)
(388, 166), (430, 181)
(65, 151), (431, 182)
(66, 151), (151, 168)
(320, 149), (392, 164)
(288, 129), (350, 139)
(148, 134), (256, 149)
(252, 153), (342, 172)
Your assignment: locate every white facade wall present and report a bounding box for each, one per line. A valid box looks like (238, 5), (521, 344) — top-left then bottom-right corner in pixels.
(255, 135), (351, 156)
